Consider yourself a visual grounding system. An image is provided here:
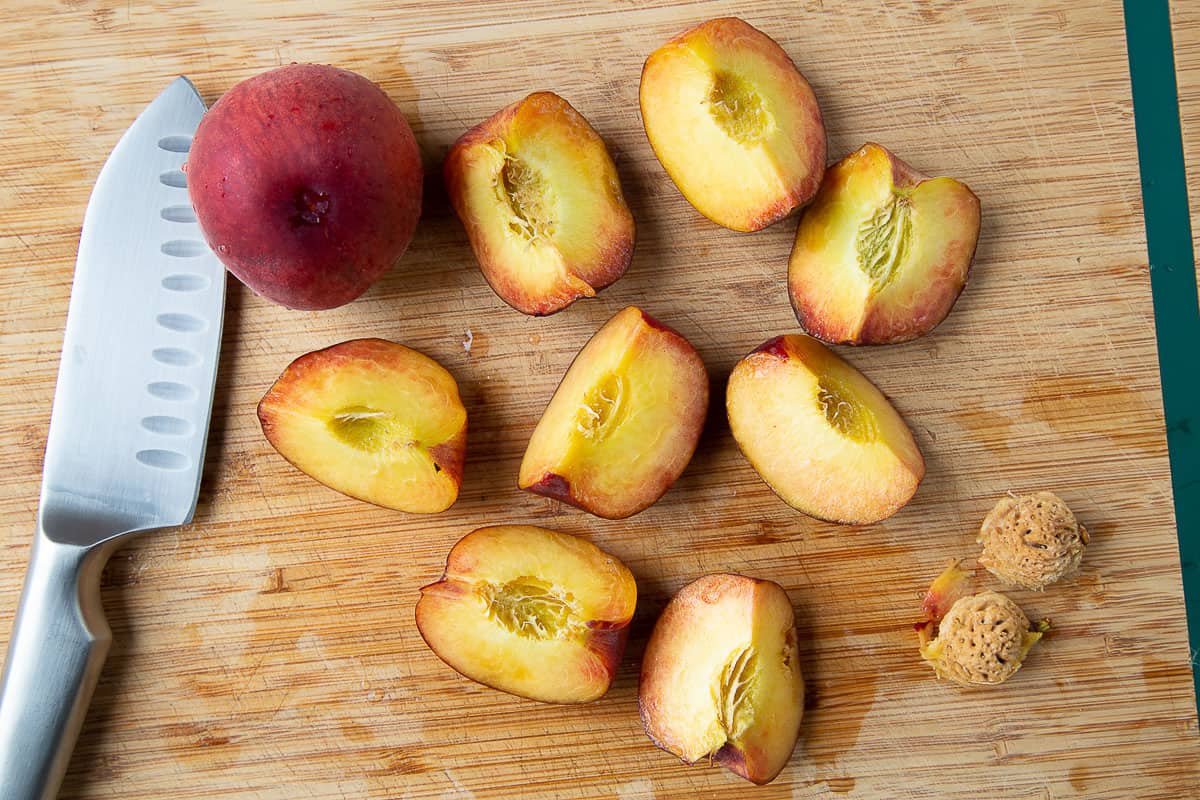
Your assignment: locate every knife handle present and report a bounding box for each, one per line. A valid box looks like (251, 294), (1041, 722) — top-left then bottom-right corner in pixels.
(0, 534), (113, 800)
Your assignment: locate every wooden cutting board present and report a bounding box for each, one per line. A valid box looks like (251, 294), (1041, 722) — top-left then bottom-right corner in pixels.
(1175, 2), (1200, 283)
(1, 1), (1197, 798)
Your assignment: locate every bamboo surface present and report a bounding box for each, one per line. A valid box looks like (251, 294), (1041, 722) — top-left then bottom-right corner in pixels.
(1, 2), (1197, 798)
(1175, 1), (1200, 286)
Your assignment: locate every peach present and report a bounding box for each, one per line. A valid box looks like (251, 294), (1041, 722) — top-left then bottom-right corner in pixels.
(188, 64), (422, 310)
(726, 334), (924, 524)
(639, 17), (826, 232)
(415, 525), (637, 703)
(788, 143), (981, 344)
(444, 92), (635, 315)
(257, 339), (466, 513)
(518, 306), (708, 519)
(639, 574), (803, 785)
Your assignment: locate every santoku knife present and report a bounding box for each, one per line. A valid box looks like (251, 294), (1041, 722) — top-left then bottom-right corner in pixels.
(0, 76), (224, 799)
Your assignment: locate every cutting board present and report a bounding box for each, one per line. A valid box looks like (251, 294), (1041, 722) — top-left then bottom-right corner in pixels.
(1176, 2), (1200, 283)
(1, 1), (1197, 798)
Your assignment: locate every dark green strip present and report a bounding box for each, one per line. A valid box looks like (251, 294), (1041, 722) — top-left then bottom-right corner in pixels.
(1124, 0), (1200, 706)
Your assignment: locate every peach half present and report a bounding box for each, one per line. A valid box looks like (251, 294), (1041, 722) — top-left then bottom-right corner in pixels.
(639, 574), (804, 785)
(415, 525), (637, 703)
(257, 339), (466, 513)
(639, 17), (826, 232)
(788, 143), (981, 344)
(445, 91), (635, 316)
(518, 306), (708, 519)
(726, 335), (924, 524)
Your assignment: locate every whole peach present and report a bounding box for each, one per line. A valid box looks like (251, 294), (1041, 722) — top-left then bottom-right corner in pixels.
(188, 64), (422, 310)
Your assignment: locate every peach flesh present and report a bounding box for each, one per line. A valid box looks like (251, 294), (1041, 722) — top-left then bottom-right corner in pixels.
(639, 574), (804, 784)
(788, 143), (980, 344)
(257, 339), (466, 513)
(445, 91), (634, 315)
(519, 306), (708, 519)
(416, 525), (637, 703)
(639, 17), (826, 231)
(727, 334), (924, 524)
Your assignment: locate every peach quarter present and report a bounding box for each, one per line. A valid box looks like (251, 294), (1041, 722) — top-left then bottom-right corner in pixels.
(416, 525), (637, 703)
(639, 574), (804, 785)
(640, 17), (826, 231)
(257, 339), (466, 514)
(519, 306), (708, 519)
(726, 334), (924, 524)
(788, 143), (981, 344)
(445, 91), (634, 315)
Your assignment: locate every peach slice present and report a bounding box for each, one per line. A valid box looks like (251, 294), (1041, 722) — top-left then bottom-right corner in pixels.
(639, 17), (826, 232)
(444, 91), (635, 316)
(518, 306), (708, 519)
(726, 335), (924, 524)
(639, 574), (803, 785)
(415, 525), (637, 703)
(257, 339), (466, 513)
(788, 143), (981, 344)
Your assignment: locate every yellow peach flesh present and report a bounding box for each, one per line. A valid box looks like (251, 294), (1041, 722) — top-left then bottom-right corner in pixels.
(639, 574), (803, 784)
(519, 306), (708, 519)
(445, 92), (634, 315)
(788, 143), (980, 344)
(257, 339), (466, 514)
(640, 17), (825, 232)
(726, 335), (924, 524)
(416, 526), (636, 703)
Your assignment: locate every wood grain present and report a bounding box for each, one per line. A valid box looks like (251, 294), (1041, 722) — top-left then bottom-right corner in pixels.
(1, 1), (1197, 798)
(1174, 1), (1200, 288)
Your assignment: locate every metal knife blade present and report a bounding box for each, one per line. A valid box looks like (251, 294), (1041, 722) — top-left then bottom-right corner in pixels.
(39, 76), (225, 545)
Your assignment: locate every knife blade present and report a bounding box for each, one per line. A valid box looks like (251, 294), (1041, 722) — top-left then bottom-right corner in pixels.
(0, 76), (224, 800)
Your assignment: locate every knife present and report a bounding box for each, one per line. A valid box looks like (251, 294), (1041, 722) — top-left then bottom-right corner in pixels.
(0, 77), (224, 799)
